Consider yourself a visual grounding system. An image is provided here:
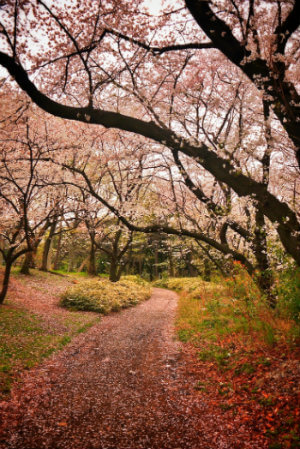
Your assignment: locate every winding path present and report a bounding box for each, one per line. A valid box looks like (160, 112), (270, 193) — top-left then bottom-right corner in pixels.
(0, 288), (260, 449)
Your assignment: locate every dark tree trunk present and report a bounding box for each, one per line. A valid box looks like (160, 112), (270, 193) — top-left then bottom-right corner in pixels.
(203, 258), (211, 281)
(88, 240), (97, 276)
(53, 225), (63, 270)
(138, 258), (143, 276)
(253, 210), (275, 307)
(19, 250), (35, 275)
(0, 259), (12, 305)
(41, 221), (57, 271)
(154, 247), (159, 279)
(109, 259), (121, 282)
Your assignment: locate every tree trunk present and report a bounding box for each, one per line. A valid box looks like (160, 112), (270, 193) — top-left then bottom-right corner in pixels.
(41, 221), (57, 271)
(78, 257), (88, 272)
(138, 257), (143, 276)
(0, 260), (12, 305)
(253, 210), (275, 307)
(109, 259), (121, 282)
(88, 240), (97, 276)
(53, 225), (63, 270)
(154, 247), (159, 279)
(19, 250), (35, 275)
(169, 249), (175, 277)
(203, 258), (211, 281)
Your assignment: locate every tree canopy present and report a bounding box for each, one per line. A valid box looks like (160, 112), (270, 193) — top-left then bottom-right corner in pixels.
(0, 0), (299, 302)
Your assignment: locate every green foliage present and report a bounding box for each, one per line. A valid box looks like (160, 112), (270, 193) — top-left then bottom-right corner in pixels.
(174, 268), (299, 358)
(275, 266), (300, 322)
(60, 278), (151, 314)
(198, 345), (232, 369)
(224, 261), (261, 304)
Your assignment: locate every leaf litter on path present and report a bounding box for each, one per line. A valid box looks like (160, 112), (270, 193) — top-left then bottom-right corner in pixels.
(0, 288), (270, 449)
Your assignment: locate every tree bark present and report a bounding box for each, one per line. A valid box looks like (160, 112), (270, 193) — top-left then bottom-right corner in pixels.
(252, 210), (275, 307)
(41, 221), (57, 271)
(169, 249), (175, 277)
(0, 260), (12, 305)
(88, 240), (97, 276)
(53, 225), (63, 270)
(109, 259), (121, 282)
(19, 250), (35, 275)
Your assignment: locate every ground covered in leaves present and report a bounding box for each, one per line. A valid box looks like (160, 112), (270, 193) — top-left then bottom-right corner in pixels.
(166, 276), (300, 449)
(0, 272), (299, 448)
(0, 270), (100, 398)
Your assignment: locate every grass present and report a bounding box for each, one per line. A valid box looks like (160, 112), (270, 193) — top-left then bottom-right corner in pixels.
(0, 303), (100, 398)
(173, 268), (298, 353)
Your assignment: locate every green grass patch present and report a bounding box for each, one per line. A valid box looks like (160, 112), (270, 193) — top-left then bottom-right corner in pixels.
(0, 303), (99, 399)
(60, 278), (151, 314)
(198, 345), (233, 369)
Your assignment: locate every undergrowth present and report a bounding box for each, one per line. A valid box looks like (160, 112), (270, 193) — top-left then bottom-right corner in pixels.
(60, 278), (151, 314)
(164, 263), (300, 449)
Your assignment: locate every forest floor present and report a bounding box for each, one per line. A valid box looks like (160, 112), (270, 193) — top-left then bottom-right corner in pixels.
(0, 272), (299, 448)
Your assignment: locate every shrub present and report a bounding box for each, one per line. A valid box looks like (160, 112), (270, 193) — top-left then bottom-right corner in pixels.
(60, 278), (151, 314)
(275, 266), (300, 322)
(153, 277), (208, 292)
(121, 275), (149, 286)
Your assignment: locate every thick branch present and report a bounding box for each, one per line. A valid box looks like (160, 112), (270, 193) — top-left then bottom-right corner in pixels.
(1, 52), (299, 264)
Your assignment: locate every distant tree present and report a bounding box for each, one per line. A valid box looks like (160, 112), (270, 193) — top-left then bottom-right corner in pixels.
(0, 121), (65, 303)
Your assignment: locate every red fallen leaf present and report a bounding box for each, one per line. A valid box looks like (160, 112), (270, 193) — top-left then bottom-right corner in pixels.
(241, 416), (250, 421)
(57, 422), (68, 427)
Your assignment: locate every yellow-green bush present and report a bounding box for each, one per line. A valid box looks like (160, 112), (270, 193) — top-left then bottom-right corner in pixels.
(153, 277), (222, 298)
(60, 279), (151, 314)
(121, 275), (149, 286)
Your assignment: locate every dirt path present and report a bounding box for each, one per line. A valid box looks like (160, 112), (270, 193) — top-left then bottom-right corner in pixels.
(0, 288), (264, 449)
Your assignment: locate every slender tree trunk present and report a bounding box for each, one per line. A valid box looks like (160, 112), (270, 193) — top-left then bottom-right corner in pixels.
(138, 257), (143, 276)
(203, 258), (211, 281)
(68, 241), (76, 272)
(154, 247), (159, 279)
(0, 259), (12, 305)
(53, 225), (62, 270)
(41, 221), (57, 271)
(253, 210), (275, 307)
(88, 240), (97, 276)
(169, 249), (175, 277)
(0, 237), (5, 265)
(78, 257), (88, 272)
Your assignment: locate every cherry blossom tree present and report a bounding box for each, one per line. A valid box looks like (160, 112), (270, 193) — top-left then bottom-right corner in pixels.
(0, 0), (298, 267)
(0, 123), (66, 303)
